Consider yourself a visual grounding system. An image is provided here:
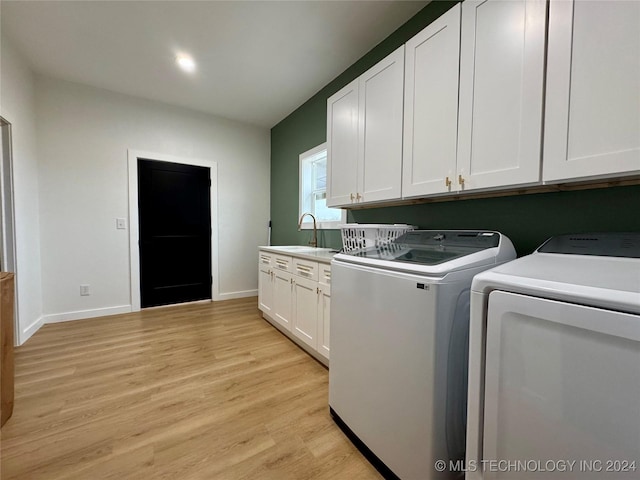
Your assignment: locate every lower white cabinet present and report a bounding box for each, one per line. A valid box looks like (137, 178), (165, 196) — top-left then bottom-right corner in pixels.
(258, 250), (331, 364)
(292, 276), (318, 349)
(258, 263), (273, 316)
(272, 269), (293, 331)
(317, 282), (331, 359)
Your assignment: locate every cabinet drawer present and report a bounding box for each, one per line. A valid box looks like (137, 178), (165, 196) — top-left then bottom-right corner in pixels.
(259, 251), (273, 267)
(293, 258), (319, 281)
(319, 264), (331, 286)
(272, 254), (293, 272)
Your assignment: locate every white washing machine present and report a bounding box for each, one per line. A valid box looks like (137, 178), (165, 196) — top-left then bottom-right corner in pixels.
(467, 233), (640, 480)
(329, 230), (516, 480)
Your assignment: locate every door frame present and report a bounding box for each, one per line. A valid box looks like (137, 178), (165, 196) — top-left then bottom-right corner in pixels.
(127, 149), (219, 311)
(0, 116), (19, 342)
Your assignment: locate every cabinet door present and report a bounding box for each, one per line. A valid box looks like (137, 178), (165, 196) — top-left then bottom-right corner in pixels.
(358, 46), (405, 203)
(258, 266), (273, 315)
(292, 276), (318, 349)
(543, 0), (640, 183)
(327, 79), (359, 207)
(272, 269), (293, 331)
(457, 0), (546, 191)
(402, 4), (461, 198)
(317, 283), (331, 359)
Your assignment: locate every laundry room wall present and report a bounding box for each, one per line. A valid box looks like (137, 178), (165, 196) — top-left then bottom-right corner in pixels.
(36, 76), (270, 322)
(0, 38), (45, 344)
(270, 0), (640, 255)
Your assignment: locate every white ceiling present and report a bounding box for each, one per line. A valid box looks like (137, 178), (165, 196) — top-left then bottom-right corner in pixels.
(1, 0), (428, 128)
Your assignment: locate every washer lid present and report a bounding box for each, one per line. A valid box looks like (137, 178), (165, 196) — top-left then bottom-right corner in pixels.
(350, 231), (499, 265)
(334, 230), (516, 275)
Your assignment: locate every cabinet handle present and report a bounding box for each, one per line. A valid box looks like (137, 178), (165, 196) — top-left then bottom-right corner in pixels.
(445, 176), (452, 188)
(458, 174), (465, 186)
(350, 193), (355, 202)
(297, 266), (312, 275)
(356, 193), (362, 201)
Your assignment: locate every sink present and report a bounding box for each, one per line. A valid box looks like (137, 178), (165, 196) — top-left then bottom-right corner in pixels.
(270, 245), (318, 252)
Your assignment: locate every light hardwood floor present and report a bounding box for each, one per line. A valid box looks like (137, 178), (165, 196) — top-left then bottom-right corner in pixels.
(0, 297), (381, 479)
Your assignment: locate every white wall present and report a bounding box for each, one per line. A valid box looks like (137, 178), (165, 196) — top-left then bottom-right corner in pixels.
(0, 39), (45, 343)
(35, 76), (270, 321)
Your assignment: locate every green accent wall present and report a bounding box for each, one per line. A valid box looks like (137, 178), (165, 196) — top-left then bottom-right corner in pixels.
(349, 186), (640, 256)
(270, 1), (640, 255)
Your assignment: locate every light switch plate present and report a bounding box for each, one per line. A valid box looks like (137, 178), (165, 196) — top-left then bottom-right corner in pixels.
(116, 218), (126, 230)
(80, 284), (90, 296)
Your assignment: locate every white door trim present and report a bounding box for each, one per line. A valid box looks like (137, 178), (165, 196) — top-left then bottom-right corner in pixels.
(127, 149), (220, 311)
(0, 117), (20, 344)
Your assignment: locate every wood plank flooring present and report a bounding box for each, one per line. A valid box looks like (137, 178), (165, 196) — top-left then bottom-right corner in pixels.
(0, 297), (381, 479)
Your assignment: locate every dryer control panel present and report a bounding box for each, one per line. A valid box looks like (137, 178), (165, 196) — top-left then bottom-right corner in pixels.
(538, 232), (640, 258)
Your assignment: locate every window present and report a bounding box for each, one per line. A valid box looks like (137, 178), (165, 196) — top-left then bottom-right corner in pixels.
(299, 143), (345, 229)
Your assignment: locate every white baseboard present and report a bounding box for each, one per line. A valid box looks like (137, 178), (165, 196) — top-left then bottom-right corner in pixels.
(43, 305), (133, 324)
(215, 289), (258, 301)
(21, 315), (45, 345)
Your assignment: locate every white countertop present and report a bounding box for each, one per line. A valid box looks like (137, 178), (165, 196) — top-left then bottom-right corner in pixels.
(259, 246), (339, 264)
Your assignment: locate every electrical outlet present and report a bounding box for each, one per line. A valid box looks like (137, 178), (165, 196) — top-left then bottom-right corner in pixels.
(80, 284), (91, 296)
(116, 218), (126, 230)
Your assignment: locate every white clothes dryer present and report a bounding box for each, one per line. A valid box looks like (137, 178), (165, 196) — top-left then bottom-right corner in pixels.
(467, 233), (640, 480)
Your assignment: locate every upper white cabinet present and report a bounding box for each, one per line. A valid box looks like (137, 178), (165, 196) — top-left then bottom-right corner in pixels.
(327, 0), (636, 206)
(327, 46), (405, 207)
(402, 4), (461, 198)
(327, 79), (359, 207)
(358, 46), (405, 204)
(543, 0), (640, 183)
(456, 0), (546, 192)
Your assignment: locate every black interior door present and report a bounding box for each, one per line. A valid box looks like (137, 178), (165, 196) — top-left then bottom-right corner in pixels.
(138, 159), (212, 308)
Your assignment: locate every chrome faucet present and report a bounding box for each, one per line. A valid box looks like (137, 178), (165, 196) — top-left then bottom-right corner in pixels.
(298, 213), (318, 248)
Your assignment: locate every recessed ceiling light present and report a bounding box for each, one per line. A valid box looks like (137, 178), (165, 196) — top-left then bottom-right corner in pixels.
(176, 54), (196, 73)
